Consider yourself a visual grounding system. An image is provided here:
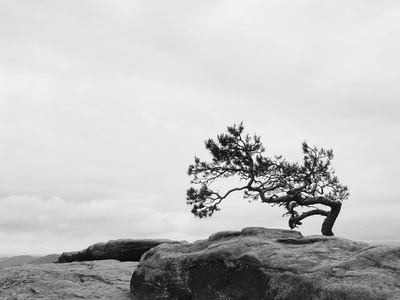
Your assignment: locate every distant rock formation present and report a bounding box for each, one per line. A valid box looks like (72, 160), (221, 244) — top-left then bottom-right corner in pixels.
(131, 227), (400, 300)
(0, 260), (137, 299)
(57, 239), (183, 263)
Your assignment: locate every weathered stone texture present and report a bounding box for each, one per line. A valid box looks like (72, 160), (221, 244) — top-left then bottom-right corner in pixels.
(131, 227), (400, 300)
(0, 260), (138, 299)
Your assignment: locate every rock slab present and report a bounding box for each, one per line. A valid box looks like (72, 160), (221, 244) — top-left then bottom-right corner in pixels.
(57, 239), (179, 263)
(0, 260), (138, 299)
(131, 227), (400, 300)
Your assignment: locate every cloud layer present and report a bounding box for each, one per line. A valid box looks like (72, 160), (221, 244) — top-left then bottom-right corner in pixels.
(1, 1), (400, 255)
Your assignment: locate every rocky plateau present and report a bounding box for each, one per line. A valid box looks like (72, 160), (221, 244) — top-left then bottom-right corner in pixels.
(2, 228), (400, 300)
(0, 260), (138, 299)
(131, 227), (400, 300)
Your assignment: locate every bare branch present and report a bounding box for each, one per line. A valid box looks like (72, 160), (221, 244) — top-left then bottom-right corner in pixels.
(288, 208), (329, 229)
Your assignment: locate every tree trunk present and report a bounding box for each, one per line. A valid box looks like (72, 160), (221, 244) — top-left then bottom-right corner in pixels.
(321, 202), (342, 236)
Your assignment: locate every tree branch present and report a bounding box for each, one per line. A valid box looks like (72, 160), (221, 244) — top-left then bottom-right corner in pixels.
(288, 208), (329, 229)
(186, 122), (349, 235)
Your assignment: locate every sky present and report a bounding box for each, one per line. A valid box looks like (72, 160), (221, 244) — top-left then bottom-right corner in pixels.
(1, 0), (400, 256)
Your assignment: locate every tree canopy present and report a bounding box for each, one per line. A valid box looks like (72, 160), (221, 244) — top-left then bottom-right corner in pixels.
(186, 122), (349, 236)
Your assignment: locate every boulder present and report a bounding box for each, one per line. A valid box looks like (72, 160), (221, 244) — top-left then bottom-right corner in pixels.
(0, 260), (137, 299)
(57, 239), (181, 263)
(130, 227), (400, 300)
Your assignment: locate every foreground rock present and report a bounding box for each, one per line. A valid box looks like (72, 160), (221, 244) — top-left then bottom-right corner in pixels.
(57, 239), (180, 263)
(0, 260), (137, 299)
(131, 227), (400, 300)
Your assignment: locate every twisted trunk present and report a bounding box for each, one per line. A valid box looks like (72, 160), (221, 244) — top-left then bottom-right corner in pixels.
(321, 202), (342, 236)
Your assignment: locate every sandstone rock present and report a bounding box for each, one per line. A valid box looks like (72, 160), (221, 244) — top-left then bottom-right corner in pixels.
(57, 239), (180, 263)
(130, 227), (400, 300)
(0, 260), (137, 299)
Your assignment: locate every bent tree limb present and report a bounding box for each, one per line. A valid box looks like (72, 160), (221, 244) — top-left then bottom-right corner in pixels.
(187, 122), (349, 236)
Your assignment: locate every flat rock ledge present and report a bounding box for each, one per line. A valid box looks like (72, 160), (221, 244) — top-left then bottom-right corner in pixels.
(57, 239), (183, 263)
(0, 260), (138, 299)
(131, 227), (400, 300)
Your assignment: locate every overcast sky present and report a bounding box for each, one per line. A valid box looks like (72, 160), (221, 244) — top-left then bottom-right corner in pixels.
(1, 1), (400, 256)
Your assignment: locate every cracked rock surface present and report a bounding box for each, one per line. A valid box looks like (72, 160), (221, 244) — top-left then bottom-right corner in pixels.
(0, 260), (138, 299)
(131, 227), (400, 300)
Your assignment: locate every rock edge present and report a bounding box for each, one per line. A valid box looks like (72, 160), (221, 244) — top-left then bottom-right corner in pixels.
(131, 227), (400, 300)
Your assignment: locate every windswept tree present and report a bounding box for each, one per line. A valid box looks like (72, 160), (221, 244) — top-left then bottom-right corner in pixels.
(186, 122), (349, 236)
